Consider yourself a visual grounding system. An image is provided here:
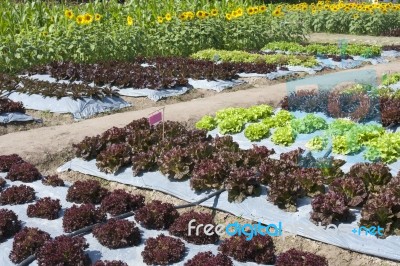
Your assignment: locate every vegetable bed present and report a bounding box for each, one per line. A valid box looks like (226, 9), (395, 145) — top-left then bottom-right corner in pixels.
(58, 118), (400, 262)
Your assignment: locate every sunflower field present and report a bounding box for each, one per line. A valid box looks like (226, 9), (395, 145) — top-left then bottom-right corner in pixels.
(0, 0), (399, 73)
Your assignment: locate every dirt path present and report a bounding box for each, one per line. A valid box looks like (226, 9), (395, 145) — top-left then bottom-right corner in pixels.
(308, 33), (400, 45)
(1, 60), (400, 164)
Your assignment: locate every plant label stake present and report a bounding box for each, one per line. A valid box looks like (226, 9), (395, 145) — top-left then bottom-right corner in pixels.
(148, 107), (165, 140)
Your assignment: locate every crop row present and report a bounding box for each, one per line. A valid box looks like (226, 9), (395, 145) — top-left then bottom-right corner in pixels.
(0, 155), (329, 265)
(191, 49), (319, 67)
(26, 57), (278, 90)
(281, 82), (400, 127)
(263, 41), (382, 57)
(69, 118), (400, 237)
(0, 98), (25, 114)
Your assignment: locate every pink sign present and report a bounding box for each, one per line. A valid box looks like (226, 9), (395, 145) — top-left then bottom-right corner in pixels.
(148, 111), (163, 126)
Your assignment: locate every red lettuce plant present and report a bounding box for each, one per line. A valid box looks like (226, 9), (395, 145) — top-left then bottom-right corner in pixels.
(275, 248), (328, 266)
(142, 234), (186, 265)
(42, 174), (65, 187)
(242, 145), (275, 167)
(218, 235), (276, 264)
(169, 211), (219, 244)
(0, 209), (21, 242)
(211, 135), (240, 153)
(268, 172), (303, 212)
(225, 167), (261, 203)
(190, 158), (228, 191)
(6, 162), (41, 182)
(131, 150), (158, 176)
(349, 163), (392, 193)
(135, 200), (179, 230)
(93, 261), (128, 266)
(360, 191), (399, 237)
(73, 135), (105, 160)
(294, 168), (325, 197)
(0, 185), (36, 205)
(0, 98), (25, 114)
(63, 204), (106, 233)
(101, 126), (129, 145)
(310, 191), (353, 226)
(66, 179), (109, 204)
(184, 251), (233, 266)
(100, 189), (144, 216)
(0, 177), (5, 191)
(36, 235), (91, 266)
(329, 176), (368, 207)
(158, 146), (194, 180)
(96, 143), (132, 174)
(0, 154), (24, 172)
(27, 197), (61, 220)
(9, 227), (51, 263)
(92, 219), (141, 249)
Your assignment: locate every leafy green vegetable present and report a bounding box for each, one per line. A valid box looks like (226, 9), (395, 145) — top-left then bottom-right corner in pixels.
(245, 104), (274, 122)
(381, 73), (400, 86)
(218, 117), (245, 135)
(215, 107), (248, 123)
(244, 123), (270, 142)
(306, 136), (328, 151)
(291, 114), (327, 134)
(195, 115), (217, 131)
(271, 125), (297, 146)
(272, 110), (295, 127)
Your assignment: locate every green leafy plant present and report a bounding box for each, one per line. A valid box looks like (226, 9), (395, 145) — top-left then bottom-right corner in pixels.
(195, 115), (217, 131)
(290, 114), (327, 134)
(244, 123), (270, 141)
(218, 117), (245, 135)
(306, 136), (328, 151)
(271, 125), (297, 146)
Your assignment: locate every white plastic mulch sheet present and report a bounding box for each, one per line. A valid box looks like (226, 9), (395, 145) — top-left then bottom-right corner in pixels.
(5, 92), (131, 120)
(0, 173), (265, 266)
(238, 65), (325, 80)
(118, 87), (190, 101)
(382, 50), (400, 58)
(0, 112), (35, 124)
(58, 112), (400, 262)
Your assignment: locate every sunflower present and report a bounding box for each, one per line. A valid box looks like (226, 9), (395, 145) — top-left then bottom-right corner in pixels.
(196, 10), (206, 19)
(179, 13), (188, 21)
(157, 16), (164, 24)
(231, 10), (238, 18)
(259, 5), (267, 12)
(236, 8), (243, 17)
(95, 13), (101, 21)
(186, 11), (195, 20)
(165, 13), (172, 21)
(247, 7), (255, 15)
(76, 15), (84, 24)
(83, 13), (93, 24)
(64, 9), (74, 19)
(331, 6), (339, 12)
(272, 9), (284, 17)
(127, 16), (133, 26)
(210, 9), (218, 16)
(225, 13), (232, 20)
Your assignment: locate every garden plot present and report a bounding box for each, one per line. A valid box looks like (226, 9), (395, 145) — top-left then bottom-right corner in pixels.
(0, 173), (272, 266)
(58, 117), (400, 262)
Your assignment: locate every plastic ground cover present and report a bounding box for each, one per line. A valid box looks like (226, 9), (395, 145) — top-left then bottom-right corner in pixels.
(0, 112), (36, 124)
(4, 92), (131, 120)
(58, 111), (400, 262)
(0, 173), (267, 266)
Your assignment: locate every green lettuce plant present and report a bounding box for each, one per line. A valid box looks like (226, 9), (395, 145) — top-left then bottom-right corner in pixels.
(271, 125), (297, 146)
(244, 123), (270, 142)
(195, 115), (217, 131)
(306, 136), (328, 151)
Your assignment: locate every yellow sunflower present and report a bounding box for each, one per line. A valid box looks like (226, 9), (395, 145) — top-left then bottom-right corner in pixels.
(127, 16), (133, 26)
(83, 13), (93, 24)
(247, 7), (255, 15)
(179, 13), (188, 21)
(95, 13), (101, 21)
(64, 9), (74, 19)
(76, 15), (84, 25)
(272, 9), (283, 17)
(210, 9), (218, 16)
(165, 13), (172, 21)
(186, 11), (195, 20)
(236, 8), (243, 17)
(231, 10), (238, 18)
(259, 5), (267, 13)
(196, 10), (206, 19)
(157, 16), (164, 24)
(225, 13), (232, 20)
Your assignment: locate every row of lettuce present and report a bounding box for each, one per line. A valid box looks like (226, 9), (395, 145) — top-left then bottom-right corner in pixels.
(0, 155), (329, 265)
(62, 118), (400, 238)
